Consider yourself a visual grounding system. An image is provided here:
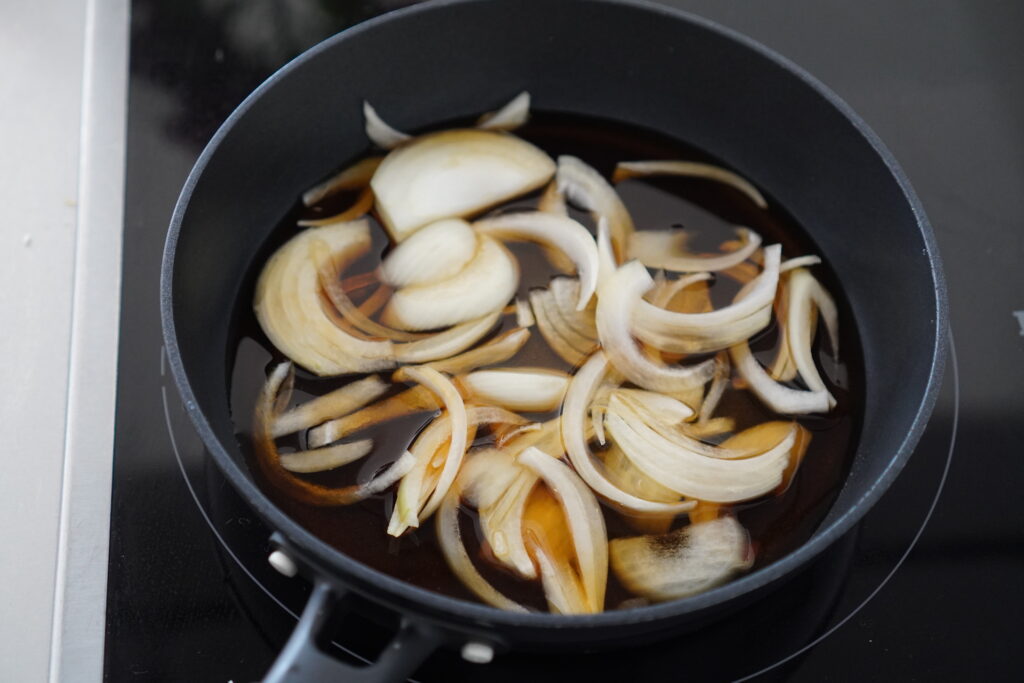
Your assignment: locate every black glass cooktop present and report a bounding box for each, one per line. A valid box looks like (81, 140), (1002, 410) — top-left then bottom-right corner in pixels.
(106, 1), (1023, 680)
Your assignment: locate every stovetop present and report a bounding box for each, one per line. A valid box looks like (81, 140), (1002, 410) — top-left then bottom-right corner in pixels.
(106, 1), (1023, 680)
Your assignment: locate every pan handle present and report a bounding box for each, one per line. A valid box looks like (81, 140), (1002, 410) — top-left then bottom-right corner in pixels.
(263, 580), (442, 683)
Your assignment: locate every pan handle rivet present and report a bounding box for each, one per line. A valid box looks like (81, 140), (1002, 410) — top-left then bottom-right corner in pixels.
(268, 550), (298, 577)
(460, 642), (494, 664)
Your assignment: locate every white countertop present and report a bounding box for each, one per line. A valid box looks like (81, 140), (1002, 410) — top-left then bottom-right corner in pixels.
(0, 1), (127, 680)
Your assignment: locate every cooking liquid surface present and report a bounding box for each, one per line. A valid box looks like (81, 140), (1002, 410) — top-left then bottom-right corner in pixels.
(229, 112), (863, 611)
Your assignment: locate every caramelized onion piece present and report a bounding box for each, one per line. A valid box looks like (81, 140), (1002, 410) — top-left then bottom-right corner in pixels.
(424, 327), (531, 375)
(382, 237), (519, 331)
(519, 447), (608, 613)
(476, 91), (531, 131)
(609, 517), (753, 601)
(378, 218), (478, 289)
(298, 187), (376, 227)
(371, 129), (555, 241)
(597, 261), (715, 393)
(302, 156), (383, 207)
(613, 160), (767, 209)
(253, 220), (396, 376)
(556, 155), (634, 261)
(561, 352), (696, 515)
(628, 227), (762, 274)
(476, 211), (599, 309)
(363, 101), (411, 149)
(273, 374), (389, 437)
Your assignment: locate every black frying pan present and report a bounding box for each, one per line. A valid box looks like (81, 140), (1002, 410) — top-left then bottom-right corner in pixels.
(161, 0), (947, 680)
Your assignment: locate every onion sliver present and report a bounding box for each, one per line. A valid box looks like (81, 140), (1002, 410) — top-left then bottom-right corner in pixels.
(476, 91), (530, 131)
(378, 218), (478, 288)
(611, 389), (694, 424)
(475, 211), (599, 309)
(609, 517), (753, 601)
(556, 155), (634, 261)
(393, 366), (468, 522)
(298, 187), (375, 226)
(273, 374), (389, 437)
(649, 272), (713, 309)
(530, 290), (589, 367)
(393, 310), (502, 363)
(253, 220), (396, 376)
(548, 278), (598, 339)
(633, 243), (781, 346)
(383, 237), (519, 331)
(436, 490), (528, 612)
(363, 101), (411, 149)
(530, 290), (598, 355)
(459, 368), (570, 412)
(597, 261), (715, 394)
(519, 447), (608, 613)
(302, 156), (383, 207)
(515, 299), (535, 328)
(424, 327), (531, 375)
(787, 267), (840, 397)
(697, 352), (730, 424)
(730, 340), (833, 414)
(371, 129), (555, 241)
(538, 179), (568, 216)
(307, 386), (438, 448)
(613, 160), (767, 209)
(781, 255), (822, 272)
(628, 227), (762, 274)
(560, 352), (696, 515)
(602, 443), (681, 534)
(279, 439), (374, 473)
(254, 363), (412, 505)
(604, 404), (794, 502)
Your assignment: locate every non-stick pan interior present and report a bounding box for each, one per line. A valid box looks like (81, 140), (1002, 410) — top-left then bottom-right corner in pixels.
(165, 0), (944, 629)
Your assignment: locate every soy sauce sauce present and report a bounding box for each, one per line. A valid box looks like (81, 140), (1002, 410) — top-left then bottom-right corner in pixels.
(229, 112), (864, 611)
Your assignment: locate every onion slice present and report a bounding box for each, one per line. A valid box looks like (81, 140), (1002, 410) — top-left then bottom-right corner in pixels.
(382, 237), (519, 331)
(515, 299), (535, 328)
(371, 129), (555, 241)
(378, 218), (478, 289)
(548, 278), (598, 339)
(530, 290), (589, 367)
(560, 352), (696, 514)
(298, 187), (376, 227)
(307, 386), (439, 448)
(392, 311), (502, 363)
(537, 179), (568, 216)
(279, 439), (374, 473)
(781, 255), (822, 272)
(363, 101), (412, 149)
(556, 155), (634, 261)
(730, 340), (833, 414)
(787, 268), (840, 399)
(519, 447), (608, 613)
(628, 227), (763, 273)
(302, 156), (383, 207)
(613, 160), (767, 209)
(697, 352), (731, 424)
(253, 220), (396, 376)
(530, 289), (598, 355)
(476, 91), (531, 131)
(273, 374), (389, 437)
(609, 517), (753, 601)
(458, 367), (570, 412)
(601, 443), (681, 534)
(424, 327), (531, 375)
(597, 261), (715, 394)
(475, 211), (599, 309)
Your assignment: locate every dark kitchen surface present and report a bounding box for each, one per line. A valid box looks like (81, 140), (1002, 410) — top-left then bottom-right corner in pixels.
(107, 1), (1022, 681)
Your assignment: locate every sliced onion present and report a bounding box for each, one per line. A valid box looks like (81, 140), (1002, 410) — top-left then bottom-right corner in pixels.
(475, 211), (599, 309)
(611, 388), (694, 424)
(458, 367), (570, 412)
(556, 155), (634, 261)
(537, 179), (568, 216)
(436, 489), (528, 612)
(371, 128), (555, 241)
(768, 271), (800, 381)
(522, 487), (590, 614)
(515, 299), (535, 328)
(730, 340), (832, 414)
(601, 443), (681, 534)
(302, 156), (383, 207)
(476, 91), (530, 131)
(560, 352), (696, 514)
(697, 352), (730, 424)
(682, 417), (736, 438)
(273, 374), (389, 437)
(383, 237), (519, 330)
(392, 366), (468, 523)
(298, 187), (375, 227)
(253, 220), (396, 376)
(378, 218), (478, 288)
(787, 267), (840, 392)
(519, 447), (608, 612)
(307, 385), (439, 448)
(363, 100), (411, 149)
(604, 400), (794, 502)
(597, 261), (715, 394)
(613, 160), (767, 209)
(720, 420), (811, 492)
(609, 517), (753, 601)
(530, 289), (598, 355)
(648, 272), (713, 309)
(548, 277), (598, 339)
(253, 363), (412, 505)
(279, 439), (374, 473)
(530, 290), (589, 367)
(393, 310), (502, 363)
(424, 327), (531, 375)
(628, 227), (762, 273)
(499, 417), (567, 456)
(781, 255), (822, 272)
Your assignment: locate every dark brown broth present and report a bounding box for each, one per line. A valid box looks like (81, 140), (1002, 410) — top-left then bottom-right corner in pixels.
(229, 112), (863, 611)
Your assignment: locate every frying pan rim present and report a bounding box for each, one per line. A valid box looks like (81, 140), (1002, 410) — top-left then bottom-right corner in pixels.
(160, 0), (948, 631)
